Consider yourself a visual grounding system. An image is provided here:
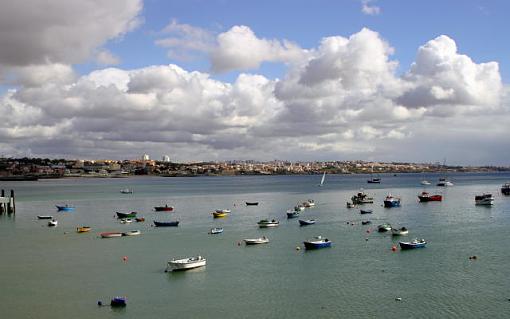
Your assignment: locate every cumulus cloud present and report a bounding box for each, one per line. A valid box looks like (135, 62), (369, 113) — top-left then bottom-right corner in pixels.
(361, 0), (381, 15)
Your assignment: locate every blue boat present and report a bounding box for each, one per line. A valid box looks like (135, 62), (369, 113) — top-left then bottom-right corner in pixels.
(399, 239), (426, 249)
(383, 194), (401, 208)
(56, 205), (75, 212)
(299, 219), (316, 226)
(303, 236), (331, 249)
(287, 210), (300, 218)
(360, 209), (373, 214)
(110, 296), (127, 307)
(153, 220), (179, 227)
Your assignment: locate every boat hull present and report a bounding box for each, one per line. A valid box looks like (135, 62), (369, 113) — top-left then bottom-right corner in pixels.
(153, 221), (179, 227)
(303, 241), (331, 249)
(399, 241), (426, 249)
(244, 238), (269, 245)
(116, 212), (137, 218)
(360, 209), (373, 214)
(258, 223), (279, 228)
(166, 257), (206, 271)
(209, 228), (224, 234)
(56, 206), (74, 212)
(76, 227), (91, 233)
(122, 230), (141, 236)
(154, 206), (174, 212)
(37, 215), (53, 220)
(299, 219), (316, 226)
(287, 211), (300, 218)
(418, 195), (442, 202)
(245, 202), (259, 206)
(101, 232), (123, 238)
(384, 200), (400, 207)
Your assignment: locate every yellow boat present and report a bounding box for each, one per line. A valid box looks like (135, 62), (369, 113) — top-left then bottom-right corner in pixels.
(212, 212), (228, 218)
(76, 226), (91, 233)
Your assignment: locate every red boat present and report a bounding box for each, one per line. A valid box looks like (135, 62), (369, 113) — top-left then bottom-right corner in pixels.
(154, 205), (174, 212)
(418, 192), (442, 202)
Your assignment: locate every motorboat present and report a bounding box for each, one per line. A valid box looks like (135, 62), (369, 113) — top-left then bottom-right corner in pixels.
(244, 237), (270, 245)
(122, 230), (141, 236)
(302, 200), (315, 208)
(257, 219), (279, 228)
(48, 219), (58, 227)
(116, 211), (137, 219)
(437, 178), (453, 187)
(299, 219), (316, 226)
(215, 209), (231, 214)
(153, 220), (179, 227)
(56, 205), (74, 212)
(399, 238), (427, 249)
(361, 220), (371, 225)
(120, 188), (133, 194)
(76, 226), (91, 233)
(303, 236), (332, 249)
(286, 210), (300, 218)
(166, 256), (206, 272)
(209, 227), (224, 234)
(110, 297), (127, 307)
(367, 177), (381, 184)
(120, 218), (133, 224)
(154, 205), (174, 212)
(502, 183), (510, 196)
(418, 191), (442, 202)
(384, 194), (401, 207)
(475, 194), (494, 205)
(100, 232), (123, 238)
(351, 190), (374, 205)
(360, 209), (373, 214)
(420, 180), (431, 185)
(294, 205), (305, 212)
(135, 217), (145, 222)
(37, 215), (53, 220)
(391, 227), (409, 236)
(212, 211), (229, 218)
(245, 202), (259, 206)
(346, 202), (357, 209)
(377, 223), (392, 232)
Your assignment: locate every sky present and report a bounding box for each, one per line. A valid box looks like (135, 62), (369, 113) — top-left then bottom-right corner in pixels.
(0, 0), (509, 165)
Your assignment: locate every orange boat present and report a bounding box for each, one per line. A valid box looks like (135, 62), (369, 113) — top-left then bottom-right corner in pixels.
(418, 192), (442, 202)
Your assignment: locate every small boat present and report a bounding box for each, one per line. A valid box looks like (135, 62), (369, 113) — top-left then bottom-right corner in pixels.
(294, 205), (305, 212)
(122, 230), (141, 236)
(120, 188), (133, 194)
(154, 205), (174, 212)
(116, 211), (137, 219)
(110, 296), (127, 307)
(48, 219), (58, 227)
(303, 236), (332, 249)
(120, 218), (133, 224)
(153, 220), (179, 227)
(212, 211), (228, 218)
(318, 172), (326, 187)
(475, 194), (494, 205)
(399, 238), (427, 249)
(418, 191), (442, 202)
(501, 183), (510, 196)
(377, 223), (392, 232)
(245, 202), (259, 206)
(420, 180), (431, 185)
(367, 166), (381, 184)
(391, 227), (409, 236)
(209, 227), (224, 234)
(351, 190), (374, 204)
(76, 226), (91, 233)
(360, 209), (373, 214)
(56, 205), (75, 212)
(384, 194), (401, 207)
(299, 219), (316, 226)
(257, 219), (279, 228)
(37, 215), (53, 220)
(287, 210), (300, 218)
(346, 202), (357, 209)
(166, 256), (206, 272)
(361, 220), (371, 225)
(135, 217), (145, 222)
(244, 236), (270, 245)
(215, 209), (231, 214)
(101, 232), (123, 238)
(302, 200), (315, 208)
(437, 178), (453, 187)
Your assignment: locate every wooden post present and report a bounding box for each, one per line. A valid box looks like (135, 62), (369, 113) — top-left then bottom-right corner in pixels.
(0, 189), (4, 214)
(10, 189), (15, 214)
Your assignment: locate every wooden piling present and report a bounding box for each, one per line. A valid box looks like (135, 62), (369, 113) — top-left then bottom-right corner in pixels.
(10, 189), (15, 214)
(0, 189), (15, 214)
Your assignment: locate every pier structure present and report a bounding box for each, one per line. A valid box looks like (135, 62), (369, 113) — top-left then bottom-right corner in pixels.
(0, 189), (16, 214)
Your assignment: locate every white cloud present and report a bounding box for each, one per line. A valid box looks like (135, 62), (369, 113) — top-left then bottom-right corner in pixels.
(361, 0), (381, 15)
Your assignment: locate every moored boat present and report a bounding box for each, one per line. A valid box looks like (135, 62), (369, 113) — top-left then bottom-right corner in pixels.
(244, 236), (269, 245)
(361, 220), (372, 225)
(48, 219), (58, 227)
(391, 227), (409, 236)
(502, 183), (510, 195)
(303, 236), (332, 249)
(257, 219), (279, 228)
(383, 194), (401, 207)
(209, 227), (224, 234)
(116, 211), (137, 218)
(437, 178), (453, 187)
(286, 210), (300, 218)
(294, 205), (305, 212)
(302, 199), (315, 208)
(212, 211), (229, 218)
(299, 219), (316, 226)
(100, 232), (123, 238)
(360, 209), (373, 214)
(399, 238), (427, 249)
(76, 226), (91, 233)
(420, 180), (431, 185)
(475, 194), (494, 205)
(37, 215), (53, 220)
(245, 202), (259, 206)
(120, 188), (133, 194)
(56, 205), (74, 212)
(153, 220), (179, 227)
(346, 202), (357, 208)
(166, 256), (206, 272)
(418, 191), (442, 202)
(120, 218), (133, 224)
(122, 230), (141, 236)
(154, 205), (174, 212)
(135, 217), (145, 222)
(110, 297), (127, 307)
(351, 190), (374, 205)
(378, 223), (392, 232)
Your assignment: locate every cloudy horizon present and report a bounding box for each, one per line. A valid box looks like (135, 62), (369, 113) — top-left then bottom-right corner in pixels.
(1, 0), (509, 165)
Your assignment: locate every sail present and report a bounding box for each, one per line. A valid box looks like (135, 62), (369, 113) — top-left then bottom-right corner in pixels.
(319, 172), (326, 186)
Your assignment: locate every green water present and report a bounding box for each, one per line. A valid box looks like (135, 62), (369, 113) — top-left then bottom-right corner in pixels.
(1, 174), (509, 318)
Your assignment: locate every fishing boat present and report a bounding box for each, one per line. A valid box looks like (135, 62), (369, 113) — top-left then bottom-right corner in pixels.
(383, 194), (401, 207)
(299, 219), (316, 226)
(209, 227), (224, 234)
(294, 205), (305, 212)
(120, 188), (133, 194)
(391, 227), (409, 236)
(153, 220), (179, 227)
(122, 230), (141, 236)
(360, 209), (373, 214)
(56, 205), (75, 212)
(116, 211), (137, 219)
(437, 178), (454, 187)
(120, 218), (133, 224)
(318, 172), (326, 187)
(475, 194), (494, 205)
(245, 202), (259, 206)
(48, 219), (58, 227)
(302, 199), (315, 208)
(351, 190), (374, 204)
(367, 166), (381, 184)
(257, 219), (279, 228)
(37, 215), (53, 220)
(377, 223), (392, 232)
(166, 256), (206, 272)
(76, 226), (91, 233)
(303, 236), (332, 249)
(100, 232), (123, 238)
(110, 297), (127, 307)
(417, 191), (442, 202)
(154, 205), (174, 212)
(287, 210), (300, 218)
(244, 237), (270, 245)
(399, 238), (427, 249)
(502, 183), (510, 195)
(346, 202), (357, 208)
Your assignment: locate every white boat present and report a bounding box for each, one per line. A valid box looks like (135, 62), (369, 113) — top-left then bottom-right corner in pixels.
(166, 256), (206, 272)
(257, 219), (279, 228)
(391, 227), (409, 236)
(318, 172), (326, 187)
(303, 199), (315, 208)
(294, 205), (305, 212)
(420, 180), (431, 185)
(244, 237), (269, 245)
(209, 227), (224, 234)
(122, 230), (141, 236)
(437, 178), (454, 187)
(475, 194), (494, 205)
(120, 218), (133, 224)
(48, 220), (58, 227)
(120, 188), (133, 194)
(100, 232), (123, 238)
(215, 209), (231, 214)
(346, 202), (357, 208)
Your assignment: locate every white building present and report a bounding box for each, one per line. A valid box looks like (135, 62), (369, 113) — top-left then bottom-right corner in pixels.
(162, 155), (170, 162)
(142, 154), (150, 161)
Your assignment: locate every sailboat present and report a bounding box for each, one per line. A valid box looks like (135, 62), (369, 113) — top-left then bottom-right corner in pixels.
(318, 172), (326, 187)
(367, 166), (381, 184)
(437, 159), (453, 187)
